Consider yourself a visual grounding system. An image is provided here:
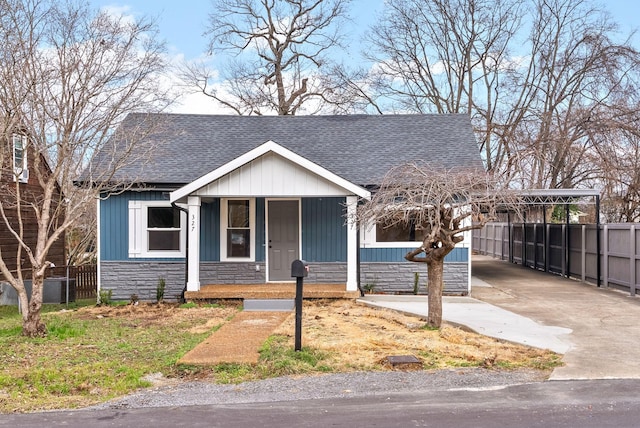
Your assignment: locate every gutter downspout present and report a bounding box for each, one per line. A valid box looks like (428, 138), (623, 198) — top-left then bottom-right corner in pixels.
(172, 202), (188, 303)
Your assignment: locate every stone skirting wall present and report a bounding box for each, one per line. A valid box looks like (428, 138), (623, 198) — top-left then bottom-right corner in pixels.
(200, 262), (266, 284)
(304, 262), (347, 283)
(100, 261), (186, 302)
(360, 262), (469, 295)
(100, 260), (469, 301)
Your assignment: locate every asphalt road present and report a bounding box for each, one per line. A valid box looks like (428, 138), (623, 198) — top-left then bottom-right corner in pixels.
(4, 379), (640, 428)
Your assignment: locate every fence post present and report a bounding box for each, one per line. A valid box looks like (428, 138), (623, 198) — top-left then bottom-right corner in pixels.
(561, 224), (566, 276)
(508, 213), (513, 263)
(492, 223), (497, 258)
(545, 223), (550, 273)
(581, 225), (586, 282)
(603, 225), (609, 288)
(533, 223), (538, 270)
(522, 223), (527, 267)
(631, 225), (636, 297)
(501, 223), (506, 260)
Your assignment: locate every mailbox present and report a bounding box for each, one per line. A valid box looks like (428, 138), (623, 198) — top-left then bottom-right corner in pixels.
(291, 259), (308, 278)
(291, 259), (308, 352)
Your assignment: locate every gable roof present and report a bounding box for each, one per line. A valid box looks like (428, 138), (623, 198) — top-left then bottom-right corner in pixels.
(90, 113), (484, 188)
(170, 140), (371, 202)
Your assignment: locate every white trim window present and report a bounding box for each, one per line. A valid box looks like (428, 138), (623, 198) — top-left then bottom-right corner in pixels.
(12, 133), (28, 183)
(360, 215), (429, 248)
(220, 198), (255, 261)
(360, 207), (472, 248)
(128, 201), (186, 258)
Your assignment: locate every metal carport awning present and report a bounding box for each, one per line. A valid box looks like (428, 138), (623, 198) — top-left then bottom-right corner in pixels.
(504, 189), (601, 287)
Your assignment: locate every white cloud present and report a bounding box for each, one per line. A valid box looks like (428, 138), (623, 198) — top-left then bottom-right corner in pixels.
(99, 4), (137, 25)
(170, 90), (231, 115)
(159, 52), (234, 115)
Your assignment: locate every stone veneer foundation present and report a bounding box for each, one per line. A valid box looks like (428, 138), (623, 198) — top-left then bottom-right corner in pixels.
(100, 260), (469, 301)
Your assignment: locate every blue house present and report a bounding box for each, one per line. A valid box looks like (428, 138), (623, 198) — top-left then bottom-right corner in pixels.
(93, 114), (482, 301)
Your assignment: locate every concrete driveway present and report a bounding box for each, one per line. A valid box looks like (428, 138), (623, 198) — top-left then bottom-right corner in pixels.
(472, 255), (640, 380)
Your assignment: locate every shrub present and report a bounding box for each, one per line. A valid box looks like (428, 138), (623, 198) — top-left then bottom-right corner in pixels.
(156, 278), (166, 302)
(98, 289), (112, 306)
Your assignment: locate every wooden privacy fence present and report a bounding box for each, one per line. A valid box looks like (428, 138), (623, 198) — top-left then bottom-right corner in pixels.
(46, 264), (97, 300)
(473, 222), (640, 296)
(73, 265), (97, 299)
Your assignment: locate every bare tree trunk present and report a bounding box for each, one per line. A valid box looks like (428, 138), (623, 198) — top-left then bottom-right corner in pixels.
(426, 259), (445, 328)
(19, 276), (46, 337)
(0, 0), (169, 336)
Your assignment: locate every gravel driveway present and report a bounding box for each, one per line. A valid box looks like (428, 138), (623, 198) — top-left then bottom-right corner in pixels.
(91, 368), (547, 410)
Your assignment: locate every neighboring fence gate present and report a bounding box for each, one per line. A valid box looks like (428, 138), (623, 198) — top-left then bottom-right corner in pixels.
(47, 264), (98, 301)
(73, 265), (97, 299)
(473, 222), (640, 296)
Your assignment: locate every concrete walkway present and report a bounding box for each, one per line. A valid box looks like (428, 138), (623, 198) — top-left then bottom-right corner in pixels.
(361, 255), (640, 380)
(178, 311), (290, 365)
(359, 295), (573, 355)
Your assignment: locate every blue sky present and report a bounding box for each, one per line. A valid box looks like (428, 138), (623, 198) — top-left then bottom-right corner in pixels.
(89, 0), (385, 60)
(85, 0), (640, 114)
(87, 0), (639, 59)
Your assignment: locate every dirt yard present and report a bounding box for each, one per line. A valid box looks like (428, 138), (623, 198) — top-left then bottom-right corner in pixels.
(275, 299), (557, 371)
(80, 299), (558, 373)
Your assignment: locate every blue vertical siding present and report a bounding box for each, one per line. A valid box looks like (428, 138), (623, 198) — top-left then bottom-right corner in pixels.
(103, 192), (465, 266)
(302, 197), (347, 262)
(256, 198), (265, 262)
(100, 191), (170, 261)
(200, 199), (220, 261)
(200, 197), (264, 262)
(359, 247), (469, 262)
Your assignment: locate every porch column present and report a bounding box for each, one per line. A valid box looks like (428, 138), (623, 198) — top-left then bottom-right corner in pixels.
(346, 195), (358, 291)
(187, 196), (201, 291)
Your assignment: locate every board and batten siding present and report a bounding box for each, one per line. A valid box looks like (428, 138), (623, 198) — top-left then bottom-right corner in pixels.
(103, 192), (470, 264)
(101, 193), (266, 262)
(193, 152), (355, 197)
(360, 247), (469, 262)
(199, 199), (219, 261)
(100, 191), (162, 261)
(302, 197), (347, 262)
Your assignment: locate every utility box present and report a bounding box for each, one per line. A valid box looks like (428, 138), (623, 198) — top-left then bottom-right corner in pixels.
(0, 278), (76, 305)
(291, 259), (308, 278)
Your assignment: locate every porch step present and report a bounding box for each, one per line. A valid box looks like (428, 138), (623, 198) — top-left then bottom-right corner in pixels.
(185, 283), (360, 300)
(244, 299), (295, 312)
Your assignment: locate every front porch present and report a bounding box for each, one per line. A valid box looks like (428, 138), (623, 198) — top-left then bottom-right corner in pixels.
(184, 283), (360, 300)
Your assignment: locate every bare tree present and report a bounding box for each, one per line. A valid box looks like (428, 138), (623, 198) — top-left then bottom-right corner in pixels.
(596, 107), (640, 222)
(360, 0), (640, 191)
(0, 0), (171, 337)
(356, 164), (516, 328)
(501, 0), (640, 190)
(180, 0), (355, 115)
(65, 188), (97, 266)
(362, 0), (524, 172)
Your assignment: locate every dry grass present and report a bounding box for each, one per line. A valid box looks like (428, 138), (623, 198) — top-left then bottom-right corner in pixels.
(273, 300), (560, 371)
(0, 299), (560, 413)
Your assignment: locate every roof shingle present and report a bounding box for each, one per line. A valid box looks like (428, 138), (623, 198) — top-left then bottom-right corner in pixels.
(90, 113), (484, 187)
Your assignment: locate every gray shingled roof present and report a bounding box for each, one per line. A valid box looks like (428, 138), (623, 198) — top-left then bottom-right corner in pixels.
(88, 113), (484, 187)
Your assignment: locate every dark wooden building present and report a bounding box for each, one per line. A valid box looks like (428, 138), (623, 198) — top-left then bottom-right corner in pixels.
(1, 131), (66, 280)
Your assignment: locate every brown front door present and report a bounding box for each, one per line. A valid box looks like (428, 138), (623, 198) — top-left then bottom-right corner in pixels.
(267, 200), (299, 281)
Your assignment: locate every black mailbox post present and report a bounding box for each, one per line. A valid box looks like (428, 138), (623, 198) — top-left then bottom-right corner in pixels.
(291, 259), (308, 278)
(291, 259), (308, 351)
